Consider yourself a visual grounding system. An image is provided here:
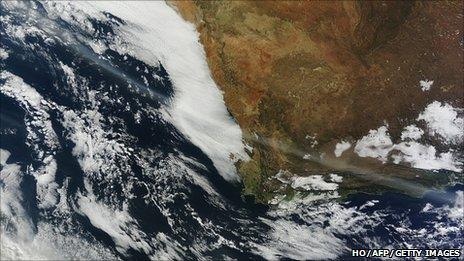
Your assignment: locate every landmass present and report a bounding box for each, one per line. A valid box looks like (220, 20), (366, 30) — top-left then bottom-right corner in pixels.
(168, 0), (464, 203)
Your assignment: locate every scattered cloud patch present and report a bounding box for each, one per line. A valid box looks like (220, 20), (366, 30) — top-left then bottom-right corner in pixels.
(302, 154), (311, 160)
(354, 126), (393, 162)
(401, 125), (424, 141)
(353, 123), (462, 172)
(391, 142), (462, 172)
(291, 175), (339, 191)
(0, 71), (61, 208)
(417, 101), (464, 144)
(419, 79), (433, 91)
(350, 101), (463, 172)
(0, 47), (8, 60)
(334, 141), (351, 157)
(329, 173), (343, 183)
(77, 191), (152, 254)
(305, 134), (318, 148)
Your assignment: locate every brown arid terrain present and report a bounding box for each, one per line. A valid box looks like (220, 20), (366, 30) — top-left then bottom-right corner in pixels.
(168, 0), (464, 203)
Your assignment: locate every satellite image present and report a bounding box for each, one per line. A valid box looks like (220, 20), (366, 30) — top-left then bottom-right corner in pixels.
(0, 1), (463, 260)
